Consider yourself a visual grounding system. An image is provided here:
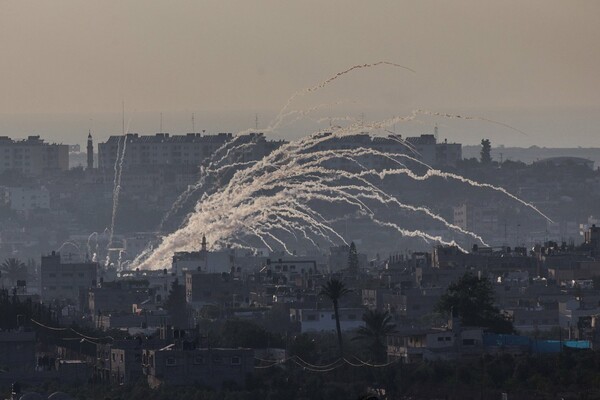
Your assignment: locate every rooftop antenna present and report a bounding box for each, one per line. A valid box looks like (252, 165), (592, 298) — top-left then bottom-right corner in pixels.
(255, 113), (259, 131)
(122, 100), (125, 136)
(192, 113), (195, 133)
(160, 112), (163, 133)
(434, 124), (438, 141)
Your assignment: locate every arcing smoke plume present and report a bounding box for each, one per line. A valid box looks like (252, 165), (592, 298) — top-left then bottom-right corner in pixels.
(132, 62), (550, 270)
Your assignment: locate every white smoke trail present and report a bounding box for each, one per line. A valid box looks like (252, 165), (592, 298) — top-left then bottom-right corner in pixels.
(107, 122), (131, 266)
(270, 61), (415, 134)
(132, 63), (553, 270)
(414, 109), (528, 136)
(158, 134), (268, 231)
(86, 232), (98, 258)
(135, 123), (519, 269)
(366, 168), (553, 223)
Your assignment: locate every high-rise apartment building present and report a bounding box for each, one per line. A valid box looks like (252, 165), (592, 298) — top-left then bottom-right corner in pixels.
(97, 132), (234, 169)
(0, 135), (69, 175)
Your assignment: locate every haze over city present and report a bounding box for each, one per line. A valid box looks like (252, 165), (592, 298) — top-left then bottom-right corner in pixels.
(2, 2), (600, 399)
(1, 1), (599, 147)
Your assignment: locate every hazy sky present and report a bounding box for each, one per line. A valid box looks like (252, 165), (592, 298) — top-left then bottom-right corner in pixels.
(1, 1), (599, 147)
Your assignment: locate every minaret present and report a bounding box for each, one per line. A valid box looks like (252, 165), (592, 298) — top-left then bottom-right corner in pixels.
(201, 234), (207, 252)
(87, 130), (94, 170)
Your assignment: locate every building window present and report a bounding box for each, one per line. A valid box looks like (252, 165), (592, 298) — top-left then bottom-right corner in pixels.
(462, 339), (476, 346)
(231, 356), (241, 365)
(166, 357), (176, 366)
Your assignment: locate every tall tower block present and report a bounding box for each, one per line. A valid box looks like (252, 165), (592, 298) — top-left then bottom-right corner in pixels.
(87, 131), (94, 170)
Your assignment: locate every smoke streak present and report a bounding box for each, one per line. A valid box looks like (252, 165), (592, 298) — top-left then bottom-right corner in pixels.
(131, 63), (552, 270)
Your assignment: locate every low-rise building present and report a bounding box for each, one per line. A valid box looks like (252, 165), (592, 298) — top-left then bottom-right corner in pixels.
(185, 271), (247, 308)
(387, 321), (483, 362)
(40, 251), (98, 307)
(142, 347), (254, 388)
(0, 330), (36, 373)
(289, 307), (366, 333)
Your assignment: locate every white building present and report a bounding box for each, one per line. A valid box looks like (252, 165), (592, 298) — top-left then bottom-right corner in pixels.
(289, 307), (366, 333)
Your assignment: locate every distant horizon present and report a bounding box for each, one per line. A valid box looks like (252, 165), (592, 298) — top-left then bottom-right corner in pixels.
(2, 1), (599, 150)
(1, 105), (599, 149)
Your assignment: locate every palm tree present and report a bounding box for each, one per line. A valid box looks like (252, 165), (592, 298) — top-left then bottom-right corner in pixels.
(0, 258), (27, 288)
(353, 309), (396, 362)
(320, 278), (351, 357)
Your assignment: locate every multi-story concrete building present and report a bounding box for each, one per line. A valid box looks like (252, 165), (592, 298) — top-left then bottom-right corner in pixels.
(142, 347), (254, 388)
(310, 132), (461, 168)
(405, 133), (462, 167)
(0, 186), (50, 211)
(184, 271), (247, 307)
(98, 132), (234, 169)
(88, 281), (151, 316)
(453, 202), (500, 240)
(40, 251), (98, 306)
(0, 135), (68, 175)
(109, 339), (169, 385)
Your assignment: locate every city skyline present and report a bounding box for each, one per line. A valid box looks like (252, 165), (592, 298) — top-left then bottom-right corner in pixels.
(1, 1), (599, 147)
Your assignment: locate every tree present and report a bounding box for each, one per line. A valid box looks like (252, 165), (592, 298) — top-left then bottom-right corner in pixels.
(348, 242), (359, 273)
(320, 278), (351, 357)
(165, 279), (188, 328)
(480, 139), (492, 164)
(352, 309), (396, 362)
(436, 273), (513, 334)
(0, 258), (27, 288)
